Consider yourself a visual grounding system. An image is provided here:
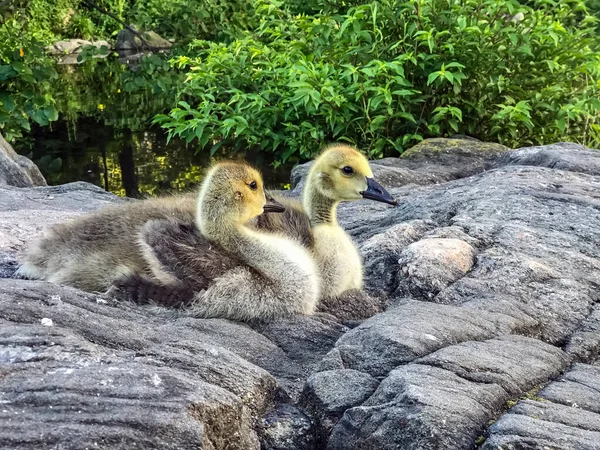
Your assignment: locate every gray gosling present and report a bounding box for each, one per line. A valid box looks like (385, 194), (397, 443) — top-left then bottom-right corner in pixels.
(17, 193), (198, 292)
(18, 163), (321, 321)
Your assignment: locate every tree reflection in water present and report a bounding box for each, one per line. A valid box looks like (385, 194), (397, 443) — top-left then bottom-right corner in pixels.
(14, 55), (291, 197)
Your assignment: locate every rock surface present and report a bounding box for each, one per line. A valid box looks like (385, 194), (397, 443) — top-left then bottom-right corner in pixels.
(47, 39), (111, 55)
(299, 370), (379, 446)
(483, 364), (600, 450)
(47, 39), (111, 64)
(396, 237), (477, 300)
(2, 139), (600, 449)
(0, 133), (46, 188)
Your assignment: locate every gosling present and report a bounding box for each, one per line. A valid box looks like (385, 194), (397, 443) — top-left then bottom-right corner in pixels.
(257, 143), (396, 299)
(17, 192), (198, 292)
(18, 163), (321, 321)
(182, 162), (320, 320)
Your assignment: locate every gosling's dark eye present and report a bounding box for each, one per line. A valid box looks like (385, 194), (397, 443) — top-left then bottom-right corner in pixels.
(249, 181), (258, 190)
(342, 166), (354, 175)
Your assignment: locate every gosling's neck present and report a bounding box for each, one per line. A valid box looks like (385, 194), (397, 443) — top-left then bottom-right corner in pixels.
(199, 217), (243, 252)
(303, 175), (338, 226)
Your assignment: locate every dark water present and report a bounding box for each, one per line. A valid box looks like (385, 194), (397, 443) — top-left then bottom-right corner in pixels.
(13, 54), (292, 197)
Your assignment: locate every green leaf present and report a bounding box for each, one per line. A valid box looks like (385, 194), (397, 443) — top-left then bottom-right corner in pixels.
(396, 112), (416, 123)
(444, 62), (465, 69)
(0, 65), (17, 81)
(29, 109), (49, 126)
(43, 106), (58, 122)
(0, 94), (15, 112)
(427, 72), (441, 86)
(392, 89), (415, 97)
(369, 115), (387, 132)
(449, 119), (459, 132)
(195, 122), (207, 141)
(518, 45), (533, 57)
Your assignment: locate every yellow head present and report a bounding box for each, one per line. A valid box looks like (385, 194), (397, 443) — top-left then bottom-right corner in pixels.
(306, 144), (397, 205)
(197, 162), (284, 233)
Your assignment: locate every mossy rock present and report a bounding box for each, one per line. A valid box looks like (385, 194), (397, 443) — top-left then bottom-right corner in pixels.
(402, 138), (511, 160)
(397, 138), (512, 179)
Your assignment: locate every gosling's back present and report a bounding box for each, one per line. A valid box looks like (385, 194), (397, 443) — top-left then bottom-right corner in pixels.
(18, 194), (197, 292)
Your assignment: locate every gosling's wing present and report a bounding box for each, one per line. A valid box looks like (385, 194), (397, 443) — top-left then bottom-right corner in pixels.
(252, 193), (314, 247)
(139, 218), (240, 290)
(112, 218), (240, 309)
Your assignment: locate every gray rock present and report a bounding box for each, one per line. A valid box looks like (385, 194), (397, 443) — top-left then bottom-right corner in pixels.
(0, 133), (46, 187)
(47, 39), (111, 64)
(299, 370), (379, 446)
(565, 304), (600, 362)
(341, 165), (600, 344)
(399, 137), (511, 176)
(314, 348), (346, 372)
(540, 364), (600, 413)
(328, 337), (568, 450)
(417, 335), (570, 396)
(260, 403), (315, 450)
(327, 364), (510, 450)
(0, 304), (265, 449)
(0, 277), (348, 447)
(253, 315), (348, 398)
(115, 26), (172, 50)
(358, 220), (434, 296)
(143, 31), (173, 49)
(3, 141), (600, 449)
(317, 290), (385, 322)
(500, 142), (600, 175)
(334, 300), (533, 377)
(48, 39), (111, 55)
(483, 408), (600, 450)
(509, 399), (600, 432)
(483, 363), (600, 449)
(0, 251), (18, 279)
(396, 237), (477, 301)
(422, 225), (482, 246)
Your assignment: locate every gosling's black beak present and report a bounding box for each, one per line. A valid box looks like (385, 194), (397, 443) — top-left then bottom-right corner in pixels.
(263, 194), (286, 213)
(360, 177), (397, 206)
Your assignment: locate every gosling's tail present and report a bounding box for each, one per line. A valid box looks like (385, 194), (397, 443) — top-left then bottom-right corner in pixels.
(110, 274), (197, 309)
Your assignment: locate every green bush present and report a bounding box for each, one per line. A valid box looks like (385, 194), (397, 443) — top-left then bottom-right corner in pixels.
(65, 13), (96, 40)
(124, 0), (257, 43)
(156, 0), (600, 161)
(0, 0), (129, 141)
(0, 18), (58, 142)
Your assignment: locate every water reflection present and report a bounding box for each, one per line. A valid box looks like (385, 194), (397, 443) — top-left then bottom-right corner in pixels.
(13, 54), (292, 197)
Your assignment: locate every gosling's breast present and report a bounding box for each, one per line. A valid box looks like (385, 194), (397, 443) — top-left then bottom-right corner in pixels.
(312, 225), (362, 295)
